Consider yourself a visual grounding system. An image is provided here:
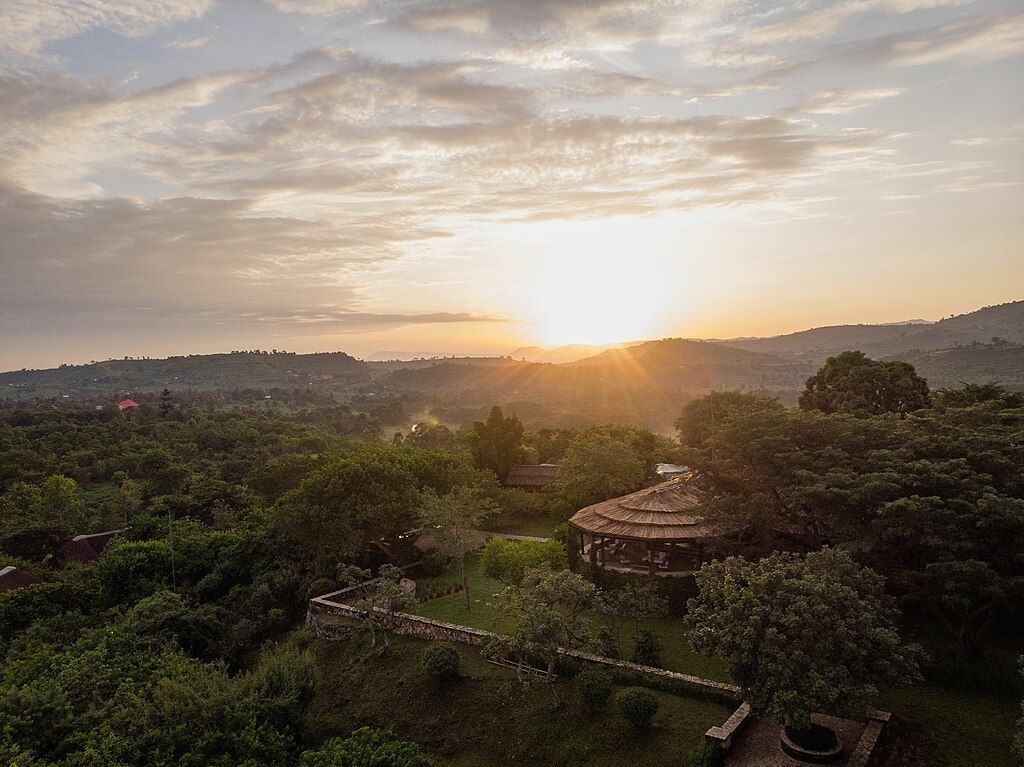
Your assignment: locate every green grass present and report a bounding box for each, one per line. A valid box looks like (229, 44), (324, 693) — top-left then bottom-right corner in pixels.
(479, 508), (560, 539)
(306, 631), (733, 767)
(412, 558), (1022, 765)
(879, 683), (1018, 767)
(412, 556), (729, 682)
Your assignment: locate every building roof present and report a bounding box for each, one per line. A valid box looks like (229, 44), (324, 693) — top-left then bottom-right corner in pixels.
(568, 478), (721, 541)
(0, 566), (40, 593)
(504, 464), (559, 489)
(117, 399), (139, 409)
(59, 530), (124, 563)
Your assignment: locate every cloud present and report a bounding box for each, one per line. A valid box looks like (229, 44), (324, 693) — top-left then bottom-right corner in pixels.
(0, 0), (213, 56)
(167, 36), (211, 49)
(796, 87), (906, 114)
(873, 13), (1024, 66)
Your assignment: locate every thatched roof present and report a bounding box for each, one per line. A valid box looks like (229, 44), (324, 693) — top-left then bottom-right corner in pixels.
(59, 530), (124, 563)
(504, 464), (559, 490)
(568, 478), (719, 541)
(0, 566), (40, 593)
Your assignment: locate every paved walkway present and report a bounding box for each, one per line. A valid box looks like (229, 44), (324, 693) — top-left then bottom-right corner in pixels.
(726, 714), (866, 767)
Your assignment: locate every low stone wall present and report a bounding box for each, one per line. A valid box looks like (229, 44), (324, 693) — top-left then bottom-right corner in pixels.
(308, 590), (740, 701)
(846, 710), (890, 767)
(705, 702), (751, 750)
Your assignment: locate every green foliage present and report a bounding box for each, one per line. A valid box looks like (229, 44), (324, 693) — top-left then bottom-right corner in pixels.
(0, 581), (86, 641)
(686, 548), (923, 729)
(480, 537), (566, 585)
(421, 642), (460, 683)
(300, 727), (430, 767)
(95, 539), (173, 605)
(799, 350), (931, 415)
(466, 406), (528, 481)
(549, 431), (647, 517)
(575, 666), (613, 712)
(631, 629), (663, 668)
(616, 687), (659, 730)
(684, 739), (726, 767)
(419, 486), (496, 609)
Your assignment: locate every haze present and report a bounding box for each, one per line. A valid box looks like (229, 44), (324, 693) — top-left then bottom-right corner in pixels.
(1, 0), (1022, 370)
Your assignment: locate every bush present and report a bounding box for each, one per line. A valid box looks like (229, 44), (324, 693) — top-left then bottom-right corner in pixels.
(422, 642), (460, 683)
(480, 537), (565, 584)
(596, 626), (620, 659)
(576, 667), (613, 712)
(685, 739), (726, 767)
(421, 550), (449, 576)
(301, 727), (430, 767)
(631, 629), (662, 668)
(617, 686), (659, 730)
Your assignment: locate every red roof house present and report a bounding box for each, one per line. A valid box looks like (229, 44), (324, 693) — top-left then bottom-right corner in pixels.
(117, 399), (139, 410)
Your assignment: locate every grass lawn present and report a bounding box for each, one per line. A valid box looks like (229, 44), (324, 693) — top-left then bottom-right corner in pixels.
(306, 631), (733, 767)
(879, 683), (1018, 767)
(411, 555), (729, 682)
(479, 508), (560, 539)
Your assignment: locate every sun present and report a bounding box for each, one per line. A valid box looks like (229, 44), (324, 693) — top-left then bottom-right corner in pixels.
(532, 242), (669, 348)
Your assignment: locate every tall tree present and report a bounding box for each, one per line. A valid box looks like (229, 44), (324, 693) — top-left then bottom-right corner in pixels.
(418, 486), (496, 609)
(490, 566), (599, 705)
(686, 548), (922, 732)
(549, 431), (646, 517)
(799, 350), (931, 415)
(466, 406), (527, 481)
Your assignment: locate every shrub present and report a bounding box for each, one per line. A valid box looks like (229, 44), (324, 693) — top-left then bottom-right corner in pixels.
(421, 550), (449, 576)
(301, 727), (430, 767)
(596, 626), (620, 659)
(576, 667), (613, 712)
(617, 686), (659, 730)
(685, 739), (726, 767)
(422, 642), (460, 683)
(631, 629), (662, 668)
(480, 537), (566, 584)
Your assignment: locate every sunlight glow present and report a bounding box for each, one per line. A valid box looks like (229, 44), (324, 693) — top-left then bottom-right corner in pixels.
(529, 221), (677, 347)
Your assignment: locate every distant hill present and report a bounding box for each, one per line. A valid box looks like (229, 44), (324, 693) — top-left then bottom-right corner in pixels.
(0, 351), (369, 399)
(507, 342), (640, 364)
(717, 301), (1024, 357)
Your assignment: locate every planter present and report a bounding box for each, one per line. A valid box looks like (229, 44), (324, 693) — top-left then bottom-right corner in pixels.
(780, 724), (843, 764)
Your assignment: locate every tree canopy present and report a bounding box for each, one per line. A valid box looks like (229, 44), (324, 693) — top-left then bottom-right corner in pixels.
(799, 350), (931, 415)
(686, 548), (922, 729)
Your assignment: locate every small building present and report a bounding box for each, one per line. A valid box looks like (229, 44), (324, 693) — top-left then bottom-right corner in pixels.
(504, 464), (559, 492)
(655, 463), (689, 480)
(0, 566), (40, 594)
(568, 478), (726, 576)
(117, 399), (139, 410)
(59, 530), (124, 563)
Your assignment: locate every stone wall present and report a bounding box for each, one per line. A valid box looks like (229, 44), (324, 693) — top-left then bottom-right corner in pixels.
(307, 591), (740, 700)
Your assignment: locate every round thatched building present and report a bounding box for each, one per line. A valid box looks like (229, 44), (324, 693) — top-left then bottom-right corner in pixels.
(568, 477), (721, 576)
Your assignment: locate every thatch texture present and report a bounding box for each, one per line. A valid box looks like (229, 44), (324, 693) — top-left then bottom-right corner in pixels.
(59, 530), (124, 563)
(504, 464), (559, 490)
(568, 478), (719, 541)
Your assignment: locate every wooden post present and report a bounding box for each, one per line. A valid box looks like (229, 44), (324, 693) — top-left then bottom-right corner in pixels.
(648, 540), (655, 576)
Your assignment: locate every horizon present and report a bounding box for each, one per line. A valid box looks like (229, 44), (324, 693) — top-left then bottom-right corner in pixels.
(1, 1), (1023, 371)
(5, 297), (1018, 371)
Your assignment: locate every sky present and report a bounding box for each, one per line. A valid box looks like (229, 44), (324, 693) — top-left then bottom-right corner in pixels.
(1, 0), (1022, 370)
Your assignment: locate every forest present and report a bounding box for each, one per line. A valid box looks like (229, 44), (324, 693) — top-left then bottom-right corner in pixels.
(0, 350), (1022, 766)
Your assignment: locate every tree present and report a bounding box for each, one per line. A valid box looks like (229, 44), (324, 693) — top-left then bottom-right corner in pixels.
(799, 351), (931, 416)
(576, 666), (613, 712)
(550, 431), (646, 517)
(490, 566), (599, 705)
(686, 548), (922, 732)
(466, 406), (527, 481)
(337, 564), (416, 651)
(301, 727), (430, 767)
(421, 642), (460, 683)
(39, 474), (86, 533)
(114, 474), (141, 525)
(418, 486), (496, 610)
(599, 579), (667, 645)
